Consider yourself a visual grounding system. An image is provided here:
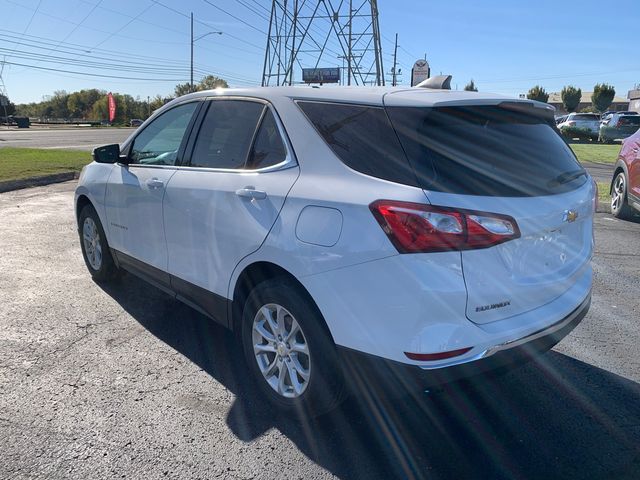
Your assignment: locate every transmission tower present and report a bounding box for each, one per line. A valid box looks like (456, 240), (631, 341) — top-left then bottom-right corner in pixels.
(261, 0), (385, 87)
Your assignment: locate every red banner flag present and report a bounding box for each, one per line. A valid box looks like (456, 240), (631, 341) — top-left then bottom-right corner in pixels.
(107, 92), (116, 123)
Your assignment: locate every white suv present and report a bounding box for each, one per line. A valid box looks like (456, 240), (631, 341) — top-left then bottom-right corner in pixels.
(76, 86), (595, 414)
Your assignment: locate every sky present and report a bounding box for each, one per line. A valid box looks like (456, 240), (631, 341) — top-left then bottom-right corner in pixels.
(1, 0), (638, 104)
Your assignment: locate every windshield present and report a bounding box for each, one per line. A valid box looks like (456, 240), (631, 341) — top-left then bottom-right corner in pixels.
(387, 105), (587, 197)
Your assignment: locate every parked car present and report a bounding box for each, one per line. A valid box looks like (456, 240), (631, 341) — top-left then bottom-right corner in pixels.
(555, 114), (567, 125)
(610, 127), (640, 218)
(601, 110), (638, 118)
(129, 118), (143, 127)
(557, 113), (600, 141)
(599, 114), (640, 143)
(76, 86), (594, 415)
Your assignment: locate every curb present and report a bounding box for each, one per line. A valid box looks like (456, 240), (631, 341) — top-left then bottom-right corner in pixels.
(0, 171), (79, 194)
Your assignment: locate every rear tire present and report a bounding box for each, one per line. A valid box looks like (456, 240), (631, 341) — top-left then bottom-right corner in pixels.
(610, 172), (634, 219)
(78, 204), (119, 282)
(240, 278), (346, 416)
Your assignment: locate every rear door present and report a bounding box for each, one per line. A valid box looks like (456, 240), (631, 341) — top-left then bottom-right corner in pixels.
(163, 98), (299, 323)
(387, 104), (595, 324)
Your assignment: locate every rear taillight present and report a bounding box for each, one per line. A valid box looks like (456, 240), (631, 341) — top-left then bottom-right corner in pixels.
(370, 200), (520, 253)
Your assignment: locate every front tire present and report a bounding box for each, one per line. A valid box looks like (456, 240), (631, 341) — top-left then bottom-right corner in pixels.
(240, 279), (346, 416)
(611, 172), (634, 219)
(78, 204), (119, 281)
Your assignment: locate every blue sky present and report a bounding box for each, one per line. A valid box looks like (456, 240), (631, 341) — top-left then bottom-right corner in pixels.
(1, 0), (638, 104)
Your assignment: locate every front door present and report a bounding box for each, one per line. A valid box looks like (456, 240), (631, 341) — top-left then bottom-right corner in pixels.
(163, 99), (299, 322)
(104, 101), (200, 274)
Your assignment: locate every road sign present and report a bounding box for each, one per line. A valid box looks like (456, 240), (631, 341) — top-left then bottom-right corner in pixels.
(411, 60), (430, 87)
(302, 68), (340, 84)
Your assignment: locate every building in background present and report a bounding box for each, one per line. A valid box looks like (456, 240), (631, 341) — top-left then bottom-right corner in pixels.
(547, 91), (629, 114)
(627, 89), (640, 113)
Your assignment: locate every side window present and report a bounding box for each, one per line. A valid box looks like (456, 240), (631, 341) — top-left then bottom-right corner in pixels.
(130, 102), (198, 166)
(190, 100), (264, 169)
(246, 109), (288, 169)
(297, 101), (417, 186)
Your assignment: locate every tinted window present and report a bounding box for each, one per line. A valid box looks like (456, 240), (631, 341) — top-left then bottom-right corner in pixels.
(246, 109), (287, 169)
(618, 116), (640, 126)
(573, 114), (598, 120)
(387, 105), (586, 197)
(190, 100), (264, 169)
(130, 102), (198, 165)
(297, 101), (417, 186)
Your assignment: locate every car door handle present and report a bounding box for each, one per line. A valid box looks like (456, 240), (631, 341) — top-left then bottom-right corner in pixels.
(235, 187), (267, 200)
(146, 178), (165, 189)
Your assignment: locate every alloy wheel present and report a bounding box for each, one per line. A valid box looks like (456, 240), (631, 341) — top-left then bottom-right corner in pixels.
(252, 303), (311, 398)
(82, 217), (103, 271)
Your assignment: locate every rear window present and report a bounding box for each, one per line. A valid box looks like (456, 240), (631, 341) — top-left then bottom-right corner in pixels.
(296, 101), (418, 186)
(619, 116), (640, 126)
(573, 114), (598, 120)
(387, 105), (587, 197)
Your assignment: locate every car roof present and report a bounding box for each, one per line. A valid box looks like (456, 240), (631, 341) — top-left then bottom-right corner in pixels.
(166, 86), (548, 110)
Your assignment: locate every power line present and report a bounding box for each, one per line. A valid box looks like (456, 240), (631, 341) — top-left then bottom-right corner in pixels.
(202, 0), (267, 35)
(2, 60), (190, 81)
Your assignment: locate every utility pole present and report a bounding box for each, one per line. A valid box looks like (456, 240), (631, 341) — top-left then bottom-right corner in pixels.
(190, 12), (194, 93)
(391, 33), (398, 86)
(147, 96), (150, 117)
(347, 0), (352, 86)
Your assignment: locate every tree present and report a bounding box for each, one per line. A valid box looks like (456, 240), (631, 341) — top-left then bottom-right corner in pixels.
(560, 85), (581, 113)
(591, 83), (616, 113)
(464, 79), (478, 92)
(526, 85), (549, 103)
(174, 75), (229, 97)
(0, 94), (16, 116)
(199, 75), (228, 90)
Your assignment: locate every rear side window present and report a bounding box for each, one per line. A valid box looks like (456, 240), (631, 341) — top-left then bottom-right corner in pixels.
(573, 114), (598, 120)
(190, 100), (264, 169)
(246, 109), (287, 169)
(387, 106), (586, 197)
(297, 101), (417, 186)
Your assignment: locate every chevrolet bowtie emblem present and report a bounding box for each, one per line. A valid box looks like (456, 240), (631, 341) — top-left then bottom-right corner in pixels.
(563, 210), (578, 223)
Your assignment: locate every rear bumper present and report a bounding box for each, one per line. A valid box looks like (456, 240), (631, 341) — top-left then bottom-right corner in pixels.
(338, 294), (590, 392)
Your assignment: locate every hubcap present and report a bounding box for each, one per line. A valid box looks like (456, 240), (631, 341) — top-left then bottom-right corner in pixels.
(611, 174), (626, 212)
(252, 303), (311, 398)
(82, 217), (102, 271)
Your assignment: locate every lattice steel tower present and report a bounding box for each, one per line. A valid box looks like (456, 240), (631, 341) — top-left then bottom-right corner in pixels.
(261, 0), (385, 87)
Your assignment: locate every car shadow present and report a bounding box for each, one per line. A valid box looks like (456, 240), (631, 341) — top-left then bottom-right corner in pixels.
(99, 275), (640, 480)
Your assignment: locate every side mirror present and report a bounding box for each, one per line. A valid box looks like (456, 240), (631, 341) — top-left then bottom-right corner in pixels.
(93, 144), (122, 164)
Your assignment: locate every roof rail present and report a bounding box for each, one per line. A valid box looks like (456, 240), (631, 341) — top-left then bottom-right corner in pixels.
(416, 75), (452, 90)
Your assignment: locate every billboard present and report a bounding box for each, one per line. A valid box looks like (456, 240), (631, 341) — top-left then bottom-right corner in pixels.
(302, 68), (340, 84)
(411, 60), (430, 87)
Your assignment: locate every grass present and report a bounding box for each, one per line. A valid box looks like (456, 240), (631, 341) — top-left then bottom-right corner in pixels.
(569, 143), (619, 165)
(0, 147), (91, 182)
(597, 181), (611, 203)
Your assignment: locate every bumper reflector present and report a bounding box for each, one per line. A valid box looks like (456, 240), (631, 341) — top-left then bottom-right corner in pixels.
(404, 347), (473, 361)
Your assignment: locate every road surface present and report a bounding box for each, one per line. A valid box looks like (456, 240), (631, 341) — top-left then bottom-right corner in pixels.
(0, 127), (135, 151)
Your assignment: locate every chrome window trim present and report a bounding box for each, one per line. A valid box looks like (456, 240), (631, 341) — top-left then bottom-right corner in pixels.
(179, 95), (298, 174)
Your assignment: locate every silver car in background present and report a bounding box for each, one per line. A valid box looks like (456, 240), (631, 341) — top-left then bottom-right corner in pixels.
(557, 113), (600, 141)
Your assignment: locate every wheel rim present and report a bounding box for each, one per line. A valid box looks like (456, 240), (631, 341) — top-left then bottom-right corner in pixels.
(82, 217), (102, 271)
(252, 303), (311, 398)
(611, 174), (626, 213)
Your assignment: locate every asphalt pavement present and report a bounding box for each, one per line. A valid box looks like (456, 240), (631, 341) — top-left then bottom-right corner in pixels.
(0, 182), (639, 480)
(0, 127), (135, 151)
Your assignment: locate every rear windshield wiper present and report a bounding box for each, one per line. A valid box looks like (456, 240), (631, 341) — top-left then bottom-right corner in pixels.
(548, 169), (587, 187)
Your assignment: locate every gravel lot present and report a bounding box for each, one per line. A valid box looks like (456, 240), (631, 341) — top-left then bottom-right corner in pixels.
(1, 182), (639, 480)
